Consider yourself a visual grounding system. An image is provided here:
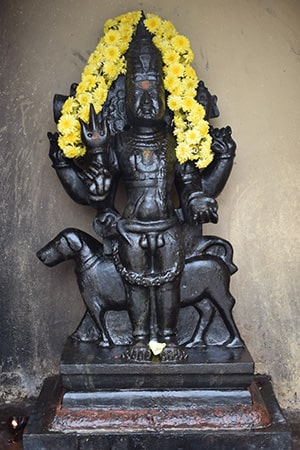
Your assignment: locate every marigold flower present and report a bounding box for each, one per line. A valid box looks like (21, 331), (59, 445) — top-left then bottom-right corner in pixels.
(171, 84), (185, 96)
(197, 120), (209, 136)
(152, 36), (170, 54)
(104, 30), (120, 46)
(58, 131), (80, 147)
(175, 142), (193, 164)
(104, 18), (114, 33)
(183, 78), (198, 92)
(88, 51), (102, 67)
(77, 92), (93, 107)
(119, 10), (141, 25)
(163, 74), (178, 92)
(174, 114), (186, 130)
(131, 11), (142, 22)
(103, 61), (119, 80)
(144, 14), (162, 33)
(80, 74), (98, 91)
(78, 104), (90, 122)
(103, 45), (121, 62)
(92, 86), (108, 110)
(57, 114), (79, 134)
(175, 131), (186, 143)
(186, 128), (201, 145)
(64, 144), (86, 159)
(171, 34), (190, 53)
(82, 63), (99, 77)
(168, 62), (185, 78)
(182, 96), (196, 112)
(61, 97), (77, 115)
(182, 48), (194, 64)
(167, 95), (182, 111)
(118, 24), (133, 42)
(160, 20), (177, 39)
(188, 103), (206, 122)
(195, 151), (214, 169)
(184, 65), (197, 80)
(200, 135), (213, 153)
(163, 49), (180, 66)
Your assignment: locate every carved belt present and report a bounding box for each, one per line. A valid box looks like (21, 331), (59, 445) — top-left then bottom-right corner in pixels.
(112, 239), (183, 287)
(117, 217), (177, 234)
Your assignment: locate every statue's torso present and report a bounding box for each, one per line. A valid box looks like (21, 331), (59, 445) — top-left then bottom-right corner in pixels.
(115, 128), (177, 222)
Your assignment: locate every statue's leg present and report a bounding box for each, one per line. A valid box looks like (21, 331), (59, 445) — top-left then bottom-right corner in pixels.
(184, 299), (216, 347)
(219, 294), (244, 347)
(121, 283), (152, 361)
(71, 310), (102, 343)
(84, 295), (113, 347)
(209, 290), (244, 348)
(156, 279), (187, 361)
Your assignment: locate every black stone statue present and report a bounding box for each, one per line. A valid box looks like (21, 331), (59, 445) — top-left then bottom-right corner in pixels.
(38, 19), (243, 362)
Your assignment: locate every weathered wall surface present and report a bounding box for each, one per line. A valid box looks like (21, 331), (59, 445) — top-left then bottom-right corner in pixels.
(0, 0), (299, 409)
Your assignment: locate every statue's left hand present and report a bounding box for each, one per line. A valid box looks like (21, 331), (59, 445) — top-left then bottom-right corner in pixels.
(79, 104), (109, 150)
(187, 195), (218, 224)
(211, 126), (236, 158)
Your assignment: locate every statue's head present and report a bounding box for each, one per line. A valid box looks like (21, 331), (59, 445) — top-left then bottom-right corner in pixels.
(125, 19), (166, 127)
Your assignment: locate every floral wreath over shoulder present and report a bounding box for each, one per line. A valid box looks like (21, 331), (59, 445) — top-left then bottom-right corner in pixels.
(57, 11), (213, 169)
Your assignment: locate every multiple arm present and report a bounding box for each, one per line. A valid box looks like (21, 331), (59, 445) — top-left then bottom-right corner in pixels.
(175, 161), (218, 225)
(49, 105), (118, 210)
(201, 126), (236, 198)
(175, 126), (236, 225)
(50, 91), (236, 230)
(48, 132), (90, 205)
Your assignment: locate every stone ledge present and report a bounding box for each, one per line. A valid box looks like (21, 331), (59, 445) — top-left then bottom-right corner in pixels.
(61, 337), (254, 390)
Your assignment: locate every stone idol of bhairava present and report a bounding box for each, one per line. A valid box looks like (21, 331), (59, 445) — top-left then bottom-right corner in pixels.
(37, 11), (243, 362)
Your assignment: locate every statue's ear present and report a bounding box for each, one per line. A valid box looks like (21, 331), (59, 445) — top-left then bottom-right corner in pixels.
(65, 232), (83, 252)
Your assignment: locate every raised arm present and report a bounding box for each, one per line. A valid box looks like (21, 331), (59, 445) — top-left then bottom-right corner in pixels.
(78, 105), (113, 202)
(48, 132), (89, 205)
(175, 161), (218, 225)
(49, 104), (119, 213)
(201, 126), (236, 198)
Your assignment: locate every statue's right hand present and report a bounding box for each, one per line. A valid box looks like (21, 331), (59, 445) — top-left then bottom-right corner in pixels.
(48, 132), (69, 167)
(78, 160), (112, 199)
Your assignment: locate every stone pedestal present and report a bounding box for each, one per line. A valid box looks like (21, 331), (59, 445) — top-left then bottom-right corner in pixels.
(23, 339), (292, 450)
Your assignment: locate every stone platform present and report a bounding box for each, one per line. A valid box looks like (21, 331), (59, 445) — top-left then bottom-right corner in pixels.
(61, 337), (254, 390)
(23, 340), (292, 450)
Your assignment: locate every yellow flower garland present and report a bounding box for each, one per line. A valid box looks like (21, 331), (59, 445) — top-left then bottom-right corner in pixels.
(57, 11), (213, 169)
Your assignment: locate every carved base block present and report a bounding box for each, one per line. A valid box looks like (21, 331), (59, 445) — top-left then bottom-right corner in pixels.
(60, 338), (254, 390)
(23, 340), (291, 449)
(23, 375), (291, 450)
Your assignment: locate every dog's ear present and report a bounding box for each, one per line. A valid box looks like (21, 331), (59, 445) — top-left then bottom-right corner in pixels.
(65, 232), (83, 252)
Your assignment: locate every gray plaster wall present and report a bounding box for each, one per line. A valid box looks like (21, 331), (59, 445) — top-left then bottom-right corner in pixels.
(0, 0), (299, 410)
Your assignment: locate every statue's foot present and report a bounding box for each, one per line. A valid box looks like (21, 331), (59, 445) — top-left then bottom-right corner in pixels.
(98, 339), (111, 348)
(121, 338), (152, 362)
(226, 336), (244, 348)
(159, 337), (188, 362)
(184, 337), (206, 348)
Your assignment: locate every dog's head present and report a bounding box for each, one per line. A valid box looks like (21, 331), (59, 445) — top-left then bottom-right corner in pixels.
(36, 229), (83, 267)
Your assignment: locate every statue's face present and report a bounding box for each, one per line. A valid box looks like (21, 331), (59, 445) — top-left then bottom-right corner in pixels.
(126, 76), (166, 126)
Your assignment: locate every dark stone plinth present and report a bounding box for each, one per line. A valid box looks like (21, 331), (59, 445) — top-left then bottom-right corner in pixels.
(61, 338), (254, 390)
(23, 375), (292, 450)
(51, 382), (270, 432)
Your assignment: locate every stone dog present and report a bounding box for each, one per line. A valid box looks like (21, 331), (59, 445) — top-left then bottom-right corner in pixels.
(37, 228), (243, 348)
